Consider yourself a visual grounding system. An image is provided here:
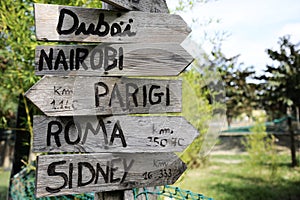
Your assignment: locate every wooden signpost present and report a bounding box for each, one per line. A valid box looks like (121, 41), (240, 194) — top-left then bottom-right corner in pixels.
(34, 3), (190, 43)
(36, 153), (186, 198)
(27, 1), (198, 199)
(25, 76), (182, 116)
(101, 0), (169, 13)
(33, 115), (199, 153)
(35, 44), (193, 76)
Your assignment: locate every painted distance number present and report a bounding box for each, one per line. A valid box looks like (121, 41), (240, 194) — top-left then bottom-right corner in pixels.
(146, 137), (184, 147)
(50, 99), (77, 110)
(143, 169), (172, 180)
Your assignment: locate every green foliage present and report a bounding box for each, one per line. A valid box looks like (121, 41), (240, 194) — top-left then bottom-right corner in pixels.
(0, 0), (103, 167)
(210, 49), (257, 126)
(0, 169), (10, 200)
(258, 36), (300, 119)
(0, 0), (102, 128)
(177, 153), (300, 200)
(243, 114), (279, 179)
(173, 0), (216, 12)
(0, 0), (37, 128)
(180, 66), (224, 168)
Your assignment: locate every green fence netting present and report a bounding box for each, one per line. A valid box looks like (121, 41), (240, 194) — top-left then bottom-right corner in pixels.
(133, 186), (213, 200)
(10, 167), (213, 200)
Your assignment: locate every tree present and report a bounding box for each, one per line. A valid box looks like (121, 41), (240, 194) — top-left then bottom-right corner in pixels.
(258, 35), (300, 167)
(170, 0), (227, 167)
(208, 48), (257, 127)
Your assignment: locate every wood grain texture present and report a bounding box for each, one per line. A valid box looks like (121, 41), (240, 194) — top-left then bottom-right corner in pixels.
(101, 0), (169, 13)
(32, 115), (199, 153)
(34, 3), (190, 43)
(35, 153), (186, 198)
(35, 44), (193, 76)
(25, 76), (182, 116)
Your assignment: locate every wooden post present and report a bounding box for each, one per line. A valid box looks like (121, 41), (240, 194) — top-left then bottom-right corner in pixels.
(99, 2), (138, 200)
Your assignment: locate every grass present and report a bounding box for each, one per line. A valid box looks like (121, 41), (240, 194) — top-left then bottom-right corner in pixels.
(0, 169), (10, 200)
(0, 154), (299, 200)
(176, 154), (300, 200)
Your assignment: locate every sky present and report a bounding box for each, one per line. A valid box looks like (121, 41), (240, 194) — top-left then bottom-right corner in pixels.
(166, 0), (300, 73)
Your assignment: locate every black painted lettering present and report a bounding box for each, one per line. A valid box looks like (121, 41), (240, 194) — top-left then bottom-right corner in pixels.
(54, 50), (68, 70)
(178, 138), (184, 146)
(61, 88), (73, 96)
(45, 161), (68, 193)
(153, 160), (168, 168)
(109, 83), (125, 108)
(122, 19), (136, 36)
(143, 85), (147, 107)
(94, 13), (110, 37)
(57, 10), (135, 38)
(149, 85), (163, 105)
(126, 83), (138, 108)
(75, 22), (93, 35)
(104, 47), (117, 71)
(171, 138), (177, 146)
(39, 48), (53, 71)
(111, 23), (121, 36)
(78, 162), (95, 187)
(54, 86), (62, 95)
(81, 119), (108, 146)
(75, 48), (88, 70)
(120, 159), (134, 183)
(70, 49), (75, 70)
(69, 163), (73, 189)
(47, 121), (62, 147)
(110, 120), (127, 147)
(64, 121), (81, 145)
(160, 139), (167, 147)
(90, 48), (103, 70)
(57, 9), (79, 35)
(159, 128), (171, 134)
(166, 85), (170, 106)
(94, 82), (109, 107)
(95, 161), (109, 184)
(110, 158), (121, 183)
(119, 47), (124, 70)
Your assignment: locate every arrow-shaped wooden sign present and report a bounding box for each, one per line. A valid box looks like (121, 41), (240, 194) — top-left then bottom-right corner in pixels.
(25, 76), (182, 116)
(101, 0), (169, 13)
(36, 153), (186, 198)
(33, 115), (199, 153)
(35, 44), (193, 76)
(34, 3), (190, 43)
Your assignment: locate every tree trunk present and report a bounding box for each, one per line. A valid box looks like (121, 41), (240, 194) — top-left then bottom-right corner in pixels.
(10, 95), (31, 176)
(296, 106), (300, 129)
(8, 95), (31, 199)
(287, 115), (298, 167)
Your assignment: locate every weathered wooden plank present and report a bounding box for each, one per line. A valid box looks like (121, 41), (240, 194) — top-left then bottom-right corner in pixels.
(34, 3), (190, 43)
(25, 76), (182, 116)
(33, 115), (199, 153)
(35, 153), (186, 198)
(101, 0), (169, 13)
(35, 44), (193, 76)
